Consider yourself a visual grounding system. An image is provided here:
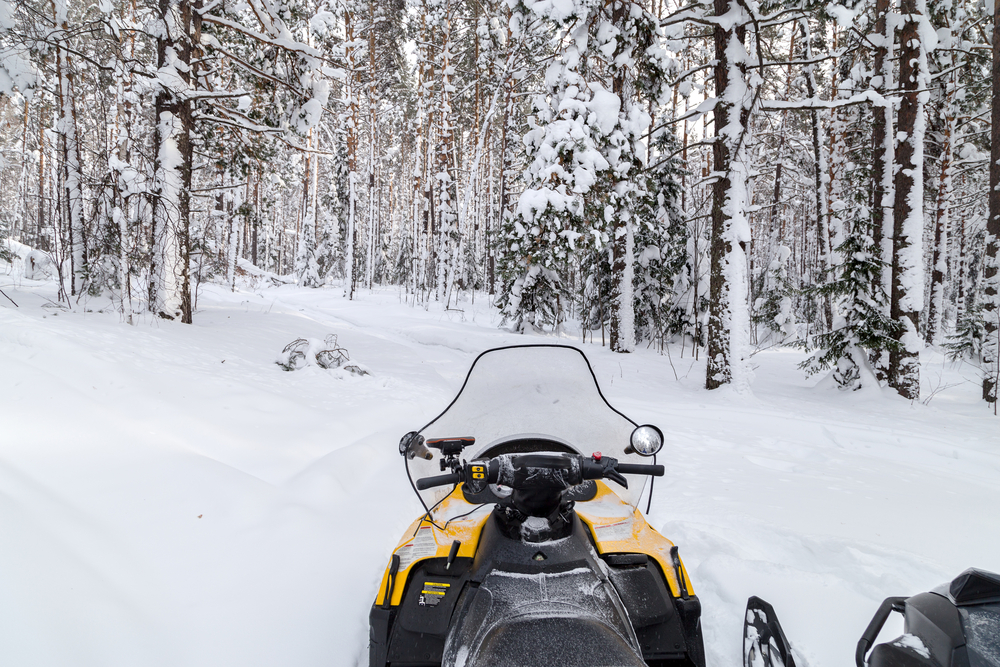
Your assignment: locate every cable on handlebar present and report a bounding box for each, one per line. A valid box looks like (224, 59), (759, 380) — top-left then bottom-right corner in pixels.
(645, 452), (657, 514)
(405, 454), (453, 534)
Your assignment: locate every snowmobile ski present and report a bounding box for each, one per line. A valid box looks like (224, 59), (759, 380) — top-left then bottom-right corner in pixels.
(744, 596), (796, 667)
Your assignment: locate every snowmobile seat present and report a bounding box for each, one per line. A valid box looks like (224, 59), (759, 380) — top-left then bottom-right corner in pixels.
(472, 616), (647, 667)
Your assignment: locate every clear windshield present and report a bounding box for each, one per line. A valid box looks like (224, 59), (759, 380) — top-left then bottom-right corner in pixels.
(412, 345), (649, 507)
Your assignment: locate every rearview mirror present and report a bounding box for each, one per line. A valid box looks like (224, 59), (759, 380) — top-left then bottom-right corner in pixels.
(629, 425), (663, 457)
(398, 431), (432, 460)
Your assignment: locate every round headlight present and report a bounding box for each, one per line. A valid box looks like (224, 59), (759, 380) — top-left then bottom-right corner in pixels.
(630, 425), (663, 457)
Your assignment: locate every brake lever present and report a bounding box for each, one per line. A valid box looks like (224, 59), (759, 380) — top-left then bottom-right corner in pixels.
(596, 456), (629, 489)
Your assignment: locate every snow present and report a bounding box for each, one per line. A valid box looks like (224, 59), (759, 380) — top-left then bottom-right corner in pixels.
(589, 88), (621, 136)
(0, 273), (998, 667)
(895, 633), (931, 659)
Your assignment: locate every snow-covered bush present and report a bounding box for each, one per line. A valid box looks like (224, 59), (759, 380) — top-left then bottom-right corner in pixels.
(0, 238), (15, 265)
(276, 334), (370, 376)
(24, 249), (55, 280)
(753, 244), (796, 343)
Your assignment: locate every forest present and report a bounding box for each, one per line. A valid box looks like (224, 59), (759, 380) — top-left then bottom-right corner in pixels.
(1, 0), (999, 404)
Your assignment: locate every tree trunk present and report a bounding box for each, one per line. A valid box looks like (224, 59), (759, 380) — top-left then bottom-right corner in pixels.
(412, 3), (427, 298)
(800, 19), (831, 331)
(345, 8), (358, 299)
(955, 200), (967, 322)
(870, 0), (894, 380)
(609, 0), (635, 353)
(706, 0), (752, 390)
(367, 0), (378, 290)
(494, 10), (515, 297)
(149, 0), (195, 322)
(36, 103), (46, 250)
(436, 0), (456, 303)
(113, 5), (136, 323)
(53, 1), (87, 297)
(888, 0), (926, 399)
(982, 0), (1000, 403)
(926, 110), (953, 346)
(296, 130), (320, 287)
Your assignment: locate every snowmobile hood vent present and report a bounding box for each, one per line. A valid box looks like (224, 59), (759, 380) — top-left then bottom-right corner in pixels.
(948, 569), (1000, 606)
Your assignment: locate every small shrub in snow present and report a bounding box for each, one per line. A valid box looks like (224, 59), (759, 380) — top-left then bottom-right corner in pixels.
(24, 249), (56, 280)
(276, 335), (369, 376)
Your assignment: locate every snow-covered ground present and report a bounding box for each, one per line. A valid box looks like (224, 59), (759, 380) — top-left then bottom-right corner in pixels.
(1, 265), (997, 667)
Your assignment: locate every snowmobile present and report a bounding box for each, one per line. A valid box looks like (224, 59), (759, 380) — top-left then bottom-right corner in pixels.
(743, 567), (1000, 667)
(369, 343), (1000, 667)
(369, 344), (704, 667)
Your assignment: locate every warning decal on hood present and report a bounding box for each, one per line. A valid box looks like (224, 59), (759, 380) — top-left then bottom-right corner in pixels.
(593, 517), (634, 543)
(396, 525), (438, 570)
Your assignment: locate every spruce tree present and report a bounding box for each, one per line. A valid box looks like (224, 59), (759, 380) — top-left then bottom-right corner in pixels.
(801, 107), (899, 390)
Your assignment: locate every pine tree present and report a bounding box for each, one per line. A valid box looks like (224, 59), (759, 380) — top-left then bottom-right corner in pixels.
(498, 0), (608, 332)
(498, 0), (669, 340)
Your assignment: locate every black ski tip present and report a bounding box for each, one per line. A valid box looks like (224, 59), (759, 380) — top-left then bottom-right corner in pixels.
(744, 596), (797, 667)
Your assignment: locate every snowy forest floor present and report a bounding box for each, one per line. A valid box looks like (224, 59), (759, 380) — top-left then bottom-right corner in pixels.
(1, 268), (998, 667)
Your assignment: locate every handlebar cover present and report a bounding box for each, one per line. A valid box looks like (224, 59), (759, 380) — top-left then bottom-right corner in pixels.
(615, 463), (665, 476)
(415, 472), (462, 490)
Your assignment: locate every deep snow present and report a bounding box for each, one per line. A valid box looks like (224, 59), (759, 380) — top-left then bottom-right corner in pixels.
(0, 268), (997, 667)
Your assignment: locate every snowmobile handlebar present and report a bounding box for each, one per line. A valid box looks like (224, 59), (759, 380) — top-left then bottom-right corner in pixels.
(414, 453), (664, 491)
(855, 596), (907, 667)
(415, 472), (464, 490)
(614, 462), (667, 476)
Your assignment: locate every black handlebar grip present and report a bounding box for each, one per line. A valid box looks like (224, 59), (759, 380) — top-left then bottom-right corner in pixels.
(615, 463), (665, 476)
(415, 472), (462, 490)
